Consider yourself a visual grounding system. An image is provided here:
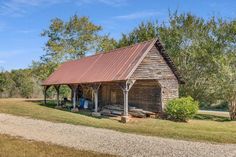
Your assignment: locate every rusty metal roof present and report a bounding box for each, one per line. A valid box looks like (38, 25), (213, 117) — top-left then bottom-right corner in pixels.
(42, 38), (183, 86)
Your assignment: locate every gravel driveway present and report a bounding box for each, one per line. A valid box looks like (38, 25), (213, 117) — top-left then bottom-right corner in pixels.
(0, 113), (236, 157)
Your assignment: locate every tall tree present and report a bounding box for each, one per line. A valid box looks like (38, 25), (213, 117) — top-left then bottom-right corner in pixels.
(10, 69), (35, 98)
(34, 14), (116, 81)
(211, 54), (236, 119)
(42, 15), (102, 61)
(96, 35), (117, 53)
(0, 69), (15, 98)
(117, 21), (158, 48)
(207, 20), (236, 119)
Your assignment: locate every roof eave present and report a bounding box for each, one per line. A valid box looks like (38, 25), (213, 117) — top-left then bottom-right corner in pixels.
(155, 39), (185, 84)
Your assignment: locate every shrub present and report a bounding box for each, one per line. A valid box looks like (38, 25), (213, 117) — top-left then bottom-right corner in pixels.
(165, 96), (199, 122)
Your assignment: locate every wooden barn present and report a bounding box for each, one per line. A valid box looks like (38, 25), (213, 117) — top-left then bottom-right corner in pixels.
(42, 38), (184, 121)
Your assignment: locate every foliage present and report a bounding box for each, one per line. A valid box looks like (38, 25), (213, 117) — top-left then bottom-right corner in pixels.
(0, 69), (42, 98)
(210, 51), (236, 119)
(0, 70), (14, 97)
(95, 35), (118, 53)
(117, 21), (158, 48)
(31, 59), (58, 81)
(41, 14), (116, 61)
(33, 14), (116, 83)
(165, 96), (199, 122)
(42, 15), (101, 60)
(200, 101), (228, 111)
(117, 11), (236, 119)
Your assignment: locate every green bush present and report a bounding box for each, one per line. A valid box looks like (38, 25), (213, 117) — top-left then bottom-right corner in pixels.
(165, 96), (199, 122)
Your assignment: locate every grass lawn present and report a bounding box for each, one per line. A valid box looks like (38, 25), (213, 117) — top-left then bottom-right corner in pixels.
(0, 134), (115, 157)
(0, 98), (236, 144)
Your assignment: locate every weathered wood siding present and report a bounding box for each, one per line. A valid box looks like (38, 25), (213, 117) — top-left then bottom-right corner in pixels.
(130, 45), (179, 110)
(98, 80), (161, 112)
(129, 80), (161, 112)
(99, 83), (122, 106)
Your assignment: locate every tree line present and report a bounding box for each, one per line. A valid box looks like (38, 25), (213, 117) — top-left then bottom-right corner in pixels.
(0, 69), (42, 98)
(0, 12), (235, 118)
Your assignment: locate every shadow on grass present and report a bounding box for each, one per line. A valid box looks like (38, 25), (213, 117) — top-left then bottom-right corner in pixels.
(25, 100), (231, 123)
(193, 114), (231, 122)
(24, 99), (111, 120)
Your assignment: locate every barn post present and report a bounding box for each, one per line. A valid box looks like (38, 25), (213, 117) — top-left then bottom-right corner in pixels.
(68, 85), (73, 101)
(94, 89), (98, 112)
(120, 80), (136, 123)
(71, 84), (79, 112)
(54, 85), (60, 107)
(43, 86), (50, 105)
(91, 83), (101, 117)
(123, 89), (129, 116)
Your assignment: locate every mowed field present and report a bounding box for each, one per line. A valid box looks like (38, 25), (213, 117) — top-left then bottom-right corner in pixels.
(0, 134), (115, 157)
(0, 98), (236, 144)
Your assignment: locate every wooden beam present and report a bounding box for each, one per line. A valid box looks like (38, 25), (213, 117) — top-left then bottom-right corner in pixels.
(123, 89), (128, 116)
(119, 80), (136, 117)
(91, 83), (101, 113)
(69, 84), (78, 109)
(67, 84), (73, 101)
(43, 86), (50, 105)
(94, 89), (98, 112)
(54, 85), (60, 106)
(119, 80), (136, 91)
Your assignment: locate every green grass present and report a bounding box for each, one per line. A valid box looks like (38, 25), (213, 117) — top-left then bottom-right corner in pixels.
(0, 99), (236, 144)
(0, 134), (115, 157)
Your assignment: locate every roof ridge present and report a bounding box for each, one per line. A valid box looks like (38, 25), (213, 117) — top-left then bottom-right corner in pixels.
(96, 38), (158, 54)
(65, 38), (158, 64)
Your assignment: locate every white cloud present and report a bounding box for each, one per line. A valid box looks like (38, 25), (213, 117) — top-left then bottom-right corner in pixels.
(115, 11), (162, 20)
(0, 0), (128, 16)
(0, 0), (68, 16)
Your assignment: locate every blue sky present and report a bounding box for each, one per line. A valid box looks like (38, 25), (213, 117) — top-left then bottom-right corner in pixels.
(0, 0), (235, 71)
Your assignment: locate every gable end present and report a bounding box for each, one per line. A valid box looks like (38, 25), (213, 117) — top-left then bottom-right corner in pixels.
(130, 44), (178, 81)
(155, 40), (184, 84)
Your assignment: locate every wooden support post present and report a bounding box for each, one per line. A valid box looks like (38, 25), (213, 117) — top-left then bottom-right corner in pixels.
(54, 85), (60, 107)
(91, 83), (101, 117)
(73, 87), (77, 109)
(123, 89), (129, 116)
(70, 84), (79, 112)
(119, 80), (136, 123)
(43, 86), (50, 105)
(68, 85), (73, 101)
(94, 89), (98, 112)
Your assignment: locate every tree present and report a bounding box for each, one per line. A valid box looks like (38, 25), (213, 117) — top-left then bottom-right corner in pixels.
(31, 59), (58, 81)
(212, 55), (236, 119)
(0, 69), (15, 98)
(117, 21), (158, 48)
(207, 19), (236, 119)
(10, 69), (35, 98)
(0, 69), (42, 98)
(41, 14), (117, 61)
(34, 14), (116, 81)
(96, 35), (117, 53)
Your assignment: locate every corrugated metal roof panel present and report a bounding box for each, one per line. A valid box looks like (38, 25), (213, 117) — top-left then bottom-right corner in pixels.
(42, 39), (157, 85)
